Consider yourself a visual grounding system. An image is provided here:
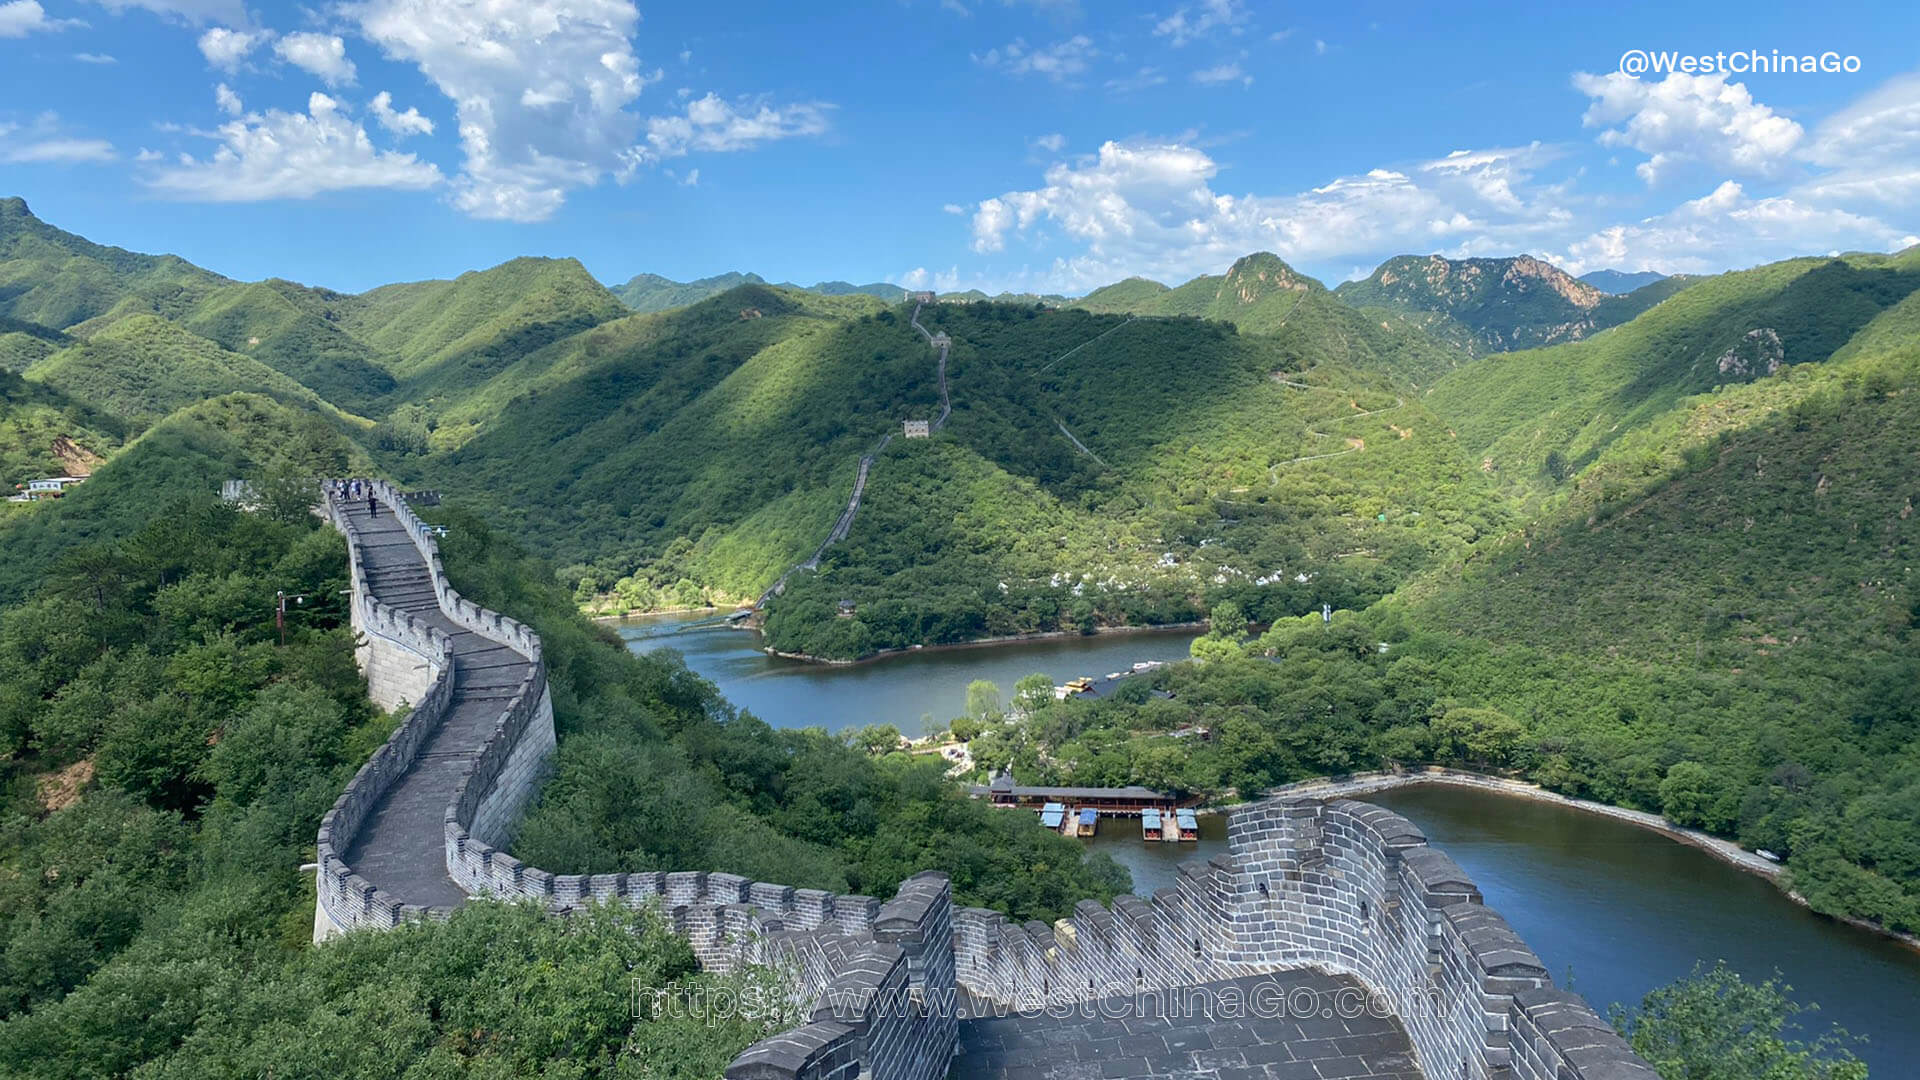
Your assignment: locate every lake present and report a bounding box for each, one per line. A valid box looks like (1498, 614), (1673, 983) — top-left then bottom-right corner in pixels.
(1091, 788), (1920, 1077)
(619, 612), (1920, 1074)
(615, 610), (1202, 732)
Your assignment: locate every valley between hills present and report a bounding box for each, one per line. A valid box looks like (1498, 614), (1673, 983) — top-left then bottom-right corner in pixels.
(4, 190), (1919, 948)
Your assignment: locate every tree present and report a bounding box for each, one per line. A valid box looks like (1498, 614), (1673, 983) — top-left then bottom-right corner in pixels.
(965, 679), (1003, 723)
(1661, 761), (1734, 832)
(1430, 707), (1524, 770)
(1013, 672), (1054, 717)
(1611, 962), (1867, 1080)
(1209, 599), (1247, 635)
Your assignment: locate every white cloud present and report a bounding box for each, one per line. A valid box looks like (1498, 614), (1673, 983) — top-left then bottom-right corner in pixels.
(274, 32), (357, 87)
(4, 137), (115, 163)
(1191, 62), (1249, 87)
(1032, 132), (1066, 152)
(942, 202), (965, 215)
(1574, 70), (1803, 185)
(369, 90), (433, 137)
(972, 35), (1096, 83)
(1152, 0), (1246, 46)
(1554, 180), (1915, 274)
(639, 93), (829, 159)
(73, 51), (115, 62)
(197, 26), (267, 70)
(1105, 67), (1168, 93)
(144, 90), (442, 201)
(0, 112), (112, 162)
(94, 0), (245, 23)
(966, 139), (1576, 290)
(135, 147), (162, 161)
(352, 0), (650, 221)
(214, 82), (242, 116)
(679, 167), (697, 186)
(0, 0), (84, 37)
(1793, 71), (1920, 212)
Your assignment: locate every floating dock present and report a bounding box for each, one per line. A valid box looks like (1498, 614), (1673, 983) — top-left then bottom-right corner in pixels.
(1175, 808), (1198, 841)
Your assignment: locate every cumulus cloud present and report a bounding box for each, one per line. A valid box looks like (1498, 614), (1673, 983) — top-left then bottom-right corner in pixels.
(1553, 180), (1916, 274)
(1031, 132), (1066, 152)
(639, 93), (830, 159)
(370, 90), (434, 137)
(144, 90), (442, 201)
(274, 32), (357, 87)
(214, 82), (242, 116)
(966, 139), (1570, 290)
(1573, 70), (1803, 184)
(972, 35), (1096, 83)
(0, 0), (84, 37)
(197, 25), (267, 70)
(351, 0), (651, 221)
(1152, 0), (1246, 46)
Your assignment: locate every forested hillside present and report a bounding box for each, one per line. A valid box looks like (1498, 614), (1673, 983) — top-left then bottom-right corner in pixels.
(1075, 252), (1473, 386)
(3, 196), (1920, 945)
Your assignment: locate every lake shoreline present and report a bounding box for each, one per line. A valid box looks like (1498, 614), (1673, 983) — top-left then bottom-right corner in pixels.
(1272, 767), (1920, 955)
(589, 604), (741, 624)
(762, 621), (1207, 667)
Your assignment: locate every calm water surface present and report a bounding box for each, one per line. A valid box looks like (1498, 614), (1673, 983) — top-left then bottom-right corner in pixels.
(616, 610), (1201, 732)
(620, 612), (1920, 1073)
(1097, 789), (1920, 1076)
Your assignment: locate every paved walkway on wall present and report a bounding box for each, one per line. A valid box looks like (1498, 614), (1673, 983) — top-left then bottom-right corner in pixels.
(340, 500), (535, 910)
(950, 972), (1423, 1080)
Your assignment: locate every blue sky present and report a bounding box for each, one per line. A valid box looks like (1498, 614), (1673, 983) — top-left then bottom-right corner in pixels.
(2, 0), (1918, 295)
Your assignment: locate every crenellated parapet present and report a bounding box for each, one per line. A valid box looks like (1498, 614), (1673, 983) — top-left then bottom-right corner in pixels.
(318, 478), (1651, 1080)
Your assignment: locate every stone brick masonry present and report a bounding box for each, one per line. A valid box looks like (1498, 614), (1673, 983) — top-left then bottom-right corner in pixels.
(315, 480), (1654, 1080)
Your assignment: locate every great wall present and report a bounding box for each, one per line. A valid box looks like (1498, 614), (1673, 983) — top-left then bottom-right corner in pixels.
(316, 478), (1657, 1080)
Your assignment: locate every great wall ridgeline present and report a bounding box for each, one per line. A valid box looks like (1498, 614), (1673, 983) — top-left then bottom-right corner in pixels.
(315, 479), (1656, 1080)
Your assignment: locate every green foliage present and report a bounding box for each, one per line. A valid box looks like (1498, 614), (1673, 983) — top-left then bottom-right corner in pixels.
(1074, 252), (1473, 387)
(0, 197), (228, 331)
(175, 280), (398, 414)
(24, 315), (332, 425)
(428, 508), (1130, 921)
(0, 394), (358, 603)
(1611, 962), (1867, 1080)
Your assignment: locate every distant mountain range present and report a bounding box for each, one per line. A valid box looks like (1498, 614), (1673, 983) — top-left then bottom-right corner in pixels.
(609, 271), (906, 313)
(1578, 268), (1670, 294)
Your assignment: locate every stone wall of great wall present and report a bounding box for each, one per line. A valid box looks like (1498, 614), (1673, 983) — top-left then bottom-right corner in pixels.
(317, 479), (1655, 1080)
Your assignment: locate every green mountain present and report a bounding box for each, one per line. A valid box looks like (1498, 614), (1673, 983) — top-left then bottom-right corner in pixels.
(611, 271), (768, 313)
(172, 280), (398, 414)
(0, 391), (359, 600)
(799, 279), (907, 301)
(393, 278), (1504, 658)
(24, 315), (336, 425)
(1334, 254), (1679, 355)
(1581, 268), (1668, 294)
(330, 256), (627, 399)
(0, 197), (228, 331)
(1424, 250), (1920, 497)
(611, 271), (912, 313)
(1074, 253), (1473, 386)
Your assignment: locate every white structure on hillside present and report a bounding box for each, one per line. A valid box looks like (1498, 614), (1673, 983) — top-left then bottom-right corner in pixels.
(904, 420), (931, 439)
